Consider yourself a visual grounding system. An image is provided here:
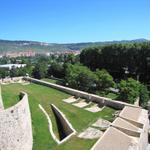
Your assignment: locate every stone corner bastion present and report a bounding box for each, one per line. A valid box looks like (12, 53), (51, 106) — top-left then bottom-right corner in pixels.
(0, 91), (33, 150)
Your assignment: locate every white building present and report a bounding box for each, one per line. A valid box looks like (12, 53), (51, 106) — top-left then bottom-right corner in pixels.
(0, 64), (26, 70)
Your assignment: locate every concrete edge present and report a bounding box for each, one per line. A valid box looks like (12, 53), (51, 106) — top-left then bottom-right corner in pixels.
(51, 104), (76, 144)
(111, 124), (141, 137)
(119, 116), (144, 128)
(24, 77), (140, 110)
(22, 92), (33, 149)
(0, 91), (33, 149)
(90, 127), (113, 150)
(90, 127), (132, 150)
(39, 104), (76, 145)
(0, 86), (4, 110)
(39, 104), (60, 144)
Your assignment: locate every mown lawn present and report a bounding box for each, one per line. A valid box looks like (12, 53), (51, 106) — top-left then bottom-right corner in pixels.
(105, 92), (119, 100)
(42, 78), (58, 84)
(1, 83), (116, 150)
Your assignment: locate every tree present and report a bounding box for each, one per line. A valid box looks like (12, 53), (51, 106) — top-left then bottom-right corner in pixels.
(95, 69), (115, 92)
(65, 64), (97, 92)
(32, 63), (47, 79)
(10, 66), (17, 78)
(80, 47), (101, 70)
(80, 42), (150, 83)
(139, 85), (149, 107)
(64, 54), (76, 64)
(0, 68), (9, 79)
(118, 78), (140, 104)
(16, 65), (33, 76)
(47, 62), (65, 78)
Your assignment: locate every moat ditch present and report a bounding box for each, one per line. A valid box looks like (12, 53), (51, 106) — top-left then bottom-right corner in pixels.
(51, 104), (75, 142)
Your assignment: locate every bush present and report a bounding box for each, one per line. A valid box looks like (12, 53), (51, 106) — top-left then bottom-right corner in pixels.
(139, 85), (150, 107)
(65, 64), (97, 92)
(95, 69), (115, 92)
(118, 78), (140, 104)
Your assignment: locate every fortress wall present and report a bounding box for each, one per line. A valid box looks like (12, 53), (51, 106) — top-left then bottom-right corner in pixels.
(0, 76), (24, 84)
(119, 117), (144, 129)
(51, 104), (76, 138)
(24, 77), (138, 110)
(138, 114), (149, 150)
(39, 104), (76, 144)
(0, 92), (33, 150)
(0, 87), (4, 110)
(111, 125), (141, 137)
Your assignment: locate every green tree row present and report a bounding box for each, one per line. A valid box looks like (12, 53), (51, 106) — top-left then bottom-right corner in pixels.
(80, 42), (150, 83)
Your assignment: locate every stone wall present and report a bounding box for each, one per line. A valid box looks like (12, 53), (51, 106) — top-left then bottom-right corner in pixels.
(0, 87), (4, 110)
(39, 104), (76, 144)
(138, 111), (149, 150)
(0, 92), (33, 150)
(24, 77), (138, 110)
(0, 77), (23, 84)
(112, 126), (141, 137)
(91, 107), (149, 150)
(51, 104), (76, 143)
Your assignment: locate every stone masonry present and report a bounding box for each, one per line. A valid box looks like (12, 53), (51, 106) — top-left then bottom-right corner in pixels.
(0, 91), (33, 150)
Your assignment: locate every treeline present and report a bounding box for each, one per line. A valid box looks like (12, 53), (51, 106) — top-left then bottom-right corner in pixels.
(5, 61), (148, 107)
(0, 43), (149, 107)
(80, 42), (150, 83)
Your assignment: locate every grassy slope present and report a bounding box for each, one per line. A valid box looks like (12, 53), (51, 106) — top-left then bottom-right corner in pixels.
(105, 92), (119, 100)
(42, 78), (119, 100)
(42, 78), (58, 84)
(1, 83), (116, 150)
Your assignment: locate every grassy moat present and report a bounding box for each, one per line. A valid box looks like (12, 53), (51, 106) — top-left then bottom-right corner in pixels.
(1, 83), (116, 150)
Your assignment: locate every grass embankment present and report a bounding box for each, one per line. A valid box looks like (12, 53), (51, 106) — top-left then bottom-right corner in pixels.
(43, 78), (119, 100)
(1, 83), (116, 150)
(105, 92), (119, 100)
(42, 78), (58, 84)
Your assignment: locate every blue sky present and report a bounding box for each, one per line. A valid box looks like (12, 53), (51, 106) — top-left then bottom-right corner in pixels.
(0, 0), (150, 43)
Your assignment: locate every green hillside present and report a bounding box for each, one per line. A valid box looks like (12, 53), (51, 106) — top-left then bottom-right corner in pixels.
(0, 39), (148, 52)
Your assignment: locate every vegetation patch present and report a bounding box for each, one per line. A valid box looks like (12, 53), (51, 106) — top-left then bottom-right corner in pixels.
(1, 83), (116, 150)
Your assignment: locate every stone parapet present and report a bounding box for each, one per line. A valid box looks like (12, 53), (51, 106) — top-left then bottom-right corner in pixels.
(0, 92), (33, 150)
(24, 77), (138, 110)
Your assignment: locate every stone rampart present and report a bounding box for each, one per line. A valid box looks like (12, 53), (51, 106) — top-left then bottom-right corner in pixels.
(39, 104), (76, 144)
(111, 125), (141, 137)
(0, 87), (4, 110)
(24, 77), (138, 110)
(0, 92), (33, 150)
(138, 112), (149, 150)
(51, 104), (76, 143)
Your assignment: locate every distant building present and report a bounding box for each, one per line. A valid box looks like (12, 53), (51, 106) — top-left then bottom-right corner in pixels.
(0, 64), (26, 70)
(5, 50), (36, 58)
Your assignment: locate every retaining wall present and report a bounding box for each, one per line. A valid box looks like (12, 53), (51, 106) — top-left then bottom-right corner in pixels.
(51, 104), (76, 142)
(0, 77), (23, 84)
(0, 92), (33, 150)
(138, 112), (149, 150)
(24, 77), (138, 110)
(111, 125), (141, 137)
(0, 87), (4, 110)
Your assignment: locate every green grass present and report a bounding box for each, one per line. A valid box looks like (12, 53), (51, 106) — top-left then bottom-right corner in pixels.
(42, 78), (58, 84)
(105, 92), (118, 100)
(42, 78), (118, 101)
(1, 83), (116, 150)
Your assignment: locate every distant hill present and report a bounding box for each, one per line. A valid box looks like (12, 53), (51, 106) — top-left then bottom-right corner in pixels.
(0, 38), (149, 52)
